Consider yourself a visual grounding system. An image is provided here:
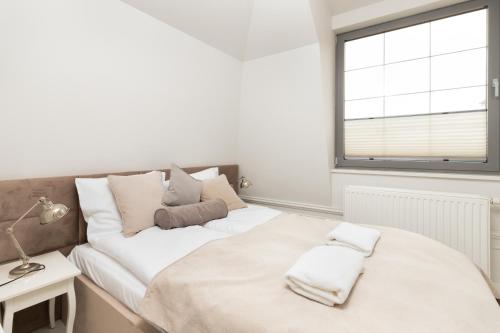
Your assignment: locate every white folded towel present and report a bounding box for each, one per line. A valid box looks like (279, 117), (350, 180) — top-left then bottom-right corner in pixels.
(327, 222), (381, 257)
(285, 245), (364, 306)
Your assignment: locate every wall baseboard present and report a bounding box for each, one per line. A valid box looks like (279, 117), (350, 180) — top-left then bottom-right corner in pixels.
(240, 195), (343, 216)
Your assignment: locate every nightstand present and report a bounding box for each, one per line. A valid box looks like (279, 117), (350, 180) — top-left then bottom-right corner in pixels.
(0, 251), (80, 333)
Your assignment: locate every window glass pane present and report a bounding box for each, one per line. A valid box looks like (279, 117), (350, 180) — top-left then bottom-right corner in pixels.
(385, 58), (429, 96)
(345, 98), (384, 120)
(345, 34), (384, 71)
(385, 23), (430, 63)
(431, 86), (486, 113)
(431, 48), (487, 90)
(345, 66), (384, 100)
(385, 93), (429, 117)
(431, 9), (487, 55)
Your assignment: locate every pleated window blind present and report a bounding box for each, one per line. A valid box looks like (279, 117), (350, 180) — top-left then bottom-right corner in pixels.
(336, 3), (499, 171)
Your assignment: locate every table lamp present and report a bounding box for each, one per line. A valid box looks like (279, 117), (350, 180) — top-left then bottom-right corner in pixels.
(6, 197), (69, 276)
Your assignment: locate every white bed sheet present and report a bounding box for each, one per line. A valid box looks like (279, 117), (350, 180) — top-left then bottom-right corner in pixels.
(203, 204), (281, 234)
(91, 225), (228, 285)
(68, 244), (146, 314)
(91, 204), (282, 285)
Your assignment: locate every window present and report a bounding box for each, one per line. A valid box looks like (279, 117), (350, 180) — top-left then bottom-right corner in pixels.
(335, 0), (500, 172)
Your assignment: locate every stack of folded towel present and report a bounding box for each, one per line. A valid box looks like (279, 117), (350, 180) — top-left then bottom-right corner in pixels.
(285, 222), (380, 306)
(326, 222), (381, 257)
(285, 246), (364, 306)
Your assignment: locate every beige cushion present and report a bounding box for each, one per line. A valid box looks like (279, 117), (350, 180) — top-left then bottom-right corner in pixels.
(201, 175), (247, 211)
(163, 164), (202, 206)
(108, 171), (164, 236)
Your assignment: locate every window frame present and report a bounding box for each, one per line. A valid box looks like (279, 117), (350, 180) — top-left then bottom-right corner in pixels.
(335, 0), (500, 172)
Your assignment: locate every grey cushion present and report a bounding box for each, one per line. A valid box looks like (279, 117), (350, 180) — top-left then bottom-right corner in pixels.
(162, 164), (202, 206)
(154, 199), (228, 230)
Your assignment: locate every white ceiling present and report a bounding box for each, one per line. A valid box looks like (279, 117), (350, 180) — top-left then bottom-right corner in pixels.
(121, 0), (381, 60)
(121, 0), (254, 59)
(327, 0), (384, 15)
(245, 0), (318, 60)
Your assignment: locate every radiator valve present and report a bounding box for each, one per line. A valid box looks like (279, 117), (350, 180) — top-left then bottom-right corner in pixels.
(490, 198), (500, 205)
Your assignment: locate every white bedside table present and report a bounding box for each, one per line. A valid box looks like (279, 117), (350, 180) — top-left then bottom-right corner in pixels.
(0, 251), (80, 333)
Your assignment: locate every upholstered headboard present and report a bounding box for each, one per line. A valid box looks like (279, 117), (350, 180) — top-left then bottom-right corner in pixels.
(0, 165), (239, 264)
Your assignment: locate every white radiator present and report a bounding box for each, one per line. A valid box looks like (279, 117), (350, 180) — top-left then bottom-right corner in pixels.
(344, 186), (490, 275)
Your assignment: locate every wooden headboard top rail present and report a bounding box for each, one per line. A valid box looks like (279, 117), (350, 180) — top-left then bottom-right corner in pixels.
(0, 165), (239, 264)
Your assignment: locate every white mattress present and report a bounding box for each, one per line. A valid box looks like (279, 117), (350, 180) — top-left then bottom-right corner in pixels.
(68, 204), (282, 313)
(68, 243), (146, 313)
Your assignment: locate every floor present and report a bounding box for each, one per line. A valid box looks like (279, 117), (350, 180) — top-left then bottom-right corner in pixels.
(31, 321), (65, 333)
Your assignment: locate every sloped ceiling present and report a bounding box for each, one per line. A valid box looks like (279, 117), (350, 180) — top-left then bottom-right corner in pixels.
(122, 0), (380, 60)
(245, 0), (318, 60)
(121, 0), (253, 59)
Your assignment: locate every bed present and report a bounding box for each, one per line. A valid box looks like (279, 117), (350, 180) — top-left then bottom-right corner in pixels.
(67, 203), (281, 314)
(72, 211), (500, 333)
(1, 165), (499, 333)
(68, 200), (281, 333)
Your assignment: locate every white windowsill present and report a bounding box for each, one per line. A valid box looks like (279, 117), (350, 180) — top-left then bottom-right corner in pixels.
(331, 168), (500, 182)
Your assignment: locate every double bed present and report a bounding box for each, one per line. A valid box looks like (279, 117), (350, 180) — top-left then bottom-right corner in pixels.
(67, 203), (281, 315)
(1, 164), (499, 333)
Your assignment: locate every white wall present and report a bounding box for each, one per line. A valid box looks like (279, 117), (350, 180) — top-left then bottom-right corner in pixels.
(237, 0), (333, 207)
(309, 0), (335, 170)
(238, 44), (331, 206)
(0, 0), (242, 180)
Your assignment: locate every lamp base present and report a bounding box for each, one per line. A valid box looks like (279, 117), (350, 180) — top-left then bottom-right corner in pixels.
(9, 262), (44, 277)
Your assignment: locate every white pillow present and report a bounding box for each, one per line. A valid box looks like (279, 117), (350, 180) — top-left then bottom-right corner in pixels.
(75, 177), (123, 245)
(192, 167), (219, 180)
(77, 167), (219, 243)
(163, 167), (219, 187)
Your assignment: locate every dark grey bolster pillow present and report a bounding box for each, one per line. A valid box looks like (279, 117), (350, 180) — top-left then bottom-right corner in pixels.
(154, 198), (228, 230)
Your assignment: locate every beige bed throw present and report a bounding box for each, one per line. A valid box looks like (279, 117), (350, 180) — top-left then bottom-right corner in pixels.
(140, 214), (500, 333)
